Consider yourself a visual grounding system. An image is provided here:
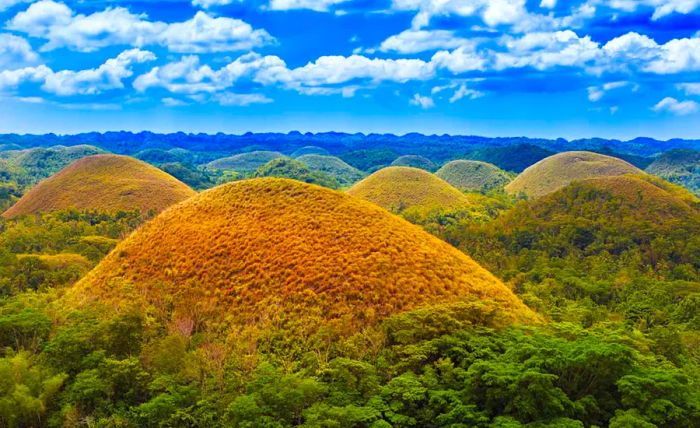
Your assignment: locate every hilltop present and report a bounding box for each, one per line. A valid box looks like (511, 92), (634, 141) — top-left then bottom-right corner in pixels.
(436, 160), (512, 193)
(296, 154), (365, 186)
(291, 146), (330, 157)
(68, 178), (536, 340)
(2, 155), (196, 218)
(505, 151), (642, 198)
(347, 166), (472, 213)
(254, 158), (339, 188)
(646, 149), (700, 196)
(206, 151), (284, 172)
(467, 144), (555, 172)
(390, 155), (437, 171)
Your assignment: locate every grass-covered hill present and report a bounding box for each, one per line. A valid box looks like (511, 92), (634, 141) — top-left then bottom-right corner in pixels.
(646, 149), (700, 196)
(347, 166), (472, 213)
(206, 151), (285, 172)
(68, 178), (536, 341)
(254, 158), (339, 188)
(296, 154), (365, 186)
(466, 143), (555, 173)
(506, 151), (642, 198)
(2, 155), (196, 218)
(436, 160), (513, 193)
(390, 155), (437, 171)
(291, 145), (330, 157)
(339, 148), (399, 172)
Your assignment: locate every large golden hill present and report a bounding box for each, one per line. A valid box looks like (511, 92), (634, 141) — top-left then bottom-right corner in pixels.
(436, 160), (512, 193)
(505, 151), (641, 198)
(68, 178), (536, 338)
(3, 155), (196, 218)
(347, 166), (472, 213)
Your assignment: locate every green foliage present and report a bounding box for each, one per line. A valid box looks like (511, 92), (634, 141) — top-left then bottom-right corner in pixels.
(340, 149), (399, 172)
(254, 158), (340, 189)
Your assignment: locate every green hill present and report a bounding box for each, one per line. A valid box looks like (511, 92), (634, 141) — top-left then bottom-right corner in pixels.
(506, 151), (642, 198)
(467, 144), (555, 172)
(436, 160), (513, 193)
(291, 146), (330, 157)
(646, 149), (700, 196)
(296, 154), (365, 186)
(390, 155), (437, 171)
(207, 151), (285, 172)
(254, 158), (339, 188)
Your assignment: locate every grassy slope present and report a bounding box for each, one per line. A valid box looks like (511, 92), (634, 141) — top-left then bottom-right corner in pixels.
(390, 155), (437, 171)
(506, 151), (642, 199)
(3, 155), (196, 218)
(347, 166), (472, 212)
(67, 178), (537, 336)
(296, 154), (366, 186)
(646, 149), (700, 196)
(207, 151), (284, 171)
(436, 160), (513, 192)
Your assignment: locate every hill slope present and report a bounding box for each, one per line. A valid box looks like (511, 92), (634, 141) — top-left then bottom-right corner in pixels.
(467, 144), (555, 173)
(390, 155), (437, 171)
(436, 160), (512, 193)
(348, 166), (472, 213)
(296, 154), (365, 186)
(207, 151), (284, 172)
(68, 178), (536, 338)
(505, 151), (642, 198)
(254, 158), (339, 188)
(646, 149), (700, 196)
(3, 155), (196, 218)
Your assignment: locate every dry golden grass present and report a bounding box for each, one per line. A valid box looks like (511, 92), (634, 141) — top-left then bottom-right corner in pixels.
(3, 155), (196, 218)
(347, 166), (472, 213)
(505, 151), (642, 199)
(67, 178), (537, 337)
(436, 160), (513, 192)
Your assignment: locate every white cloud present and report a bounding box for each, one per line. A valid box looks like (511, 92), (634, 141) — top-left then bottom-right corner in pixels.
(601, 33), (700, 74)
(678, 83), (700, 95)
(134, 53), (285, 94)
(192, 0), (234, 8)
(431, 45), (487, 73)
(162, 97), (189, 107)
(42, 49), (156, 96)
(0, 0), (32, 12)
(379, 30), (469, 54)
(0, 33), (38, 69)
(587, 81), (632, 102)
(653, 97), (699, 115)
(540, 0), (557, 8)
(268, 0), (349, 11)
(8, 1), (273, 53)
(592, 0), (700, 20)
(213, 92), (273, 106)
(449, 84), (484, 102)
(0, 49), (155, 96)
(410, 93), (434, 109)
(495, 30), (600, 70)
(392, 0), (528, 29)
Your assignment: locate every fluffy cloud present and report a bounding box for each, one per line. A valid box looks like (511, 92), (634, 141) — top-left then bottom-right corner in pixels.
(591, 0), (700, 20)
(653, 97), (700, 115)
(0, 49), (154, 96)
(494, 31), (599, 70)
(0, 33), (38, 69)
(134, 53), (286, 94)
(379, 30), (470, 54)
(213, 92), (273, 106)
(392, 0), (528, 28)
(7, 1), (273, 53)
(678, 83), (700, 95)
(410, 93), (434, 109)
(587, 81), (634, 102)
(601, 33), (700, 74)
(192, 0), (234, 8)
(268, 0), (349, 11)
(0, 0), (31, 12)
(431, 46), (487, 73)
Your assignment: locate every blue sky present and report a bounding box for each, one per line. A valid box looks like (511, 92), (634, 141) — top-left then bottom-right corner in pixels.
(0, 0), (699, 138)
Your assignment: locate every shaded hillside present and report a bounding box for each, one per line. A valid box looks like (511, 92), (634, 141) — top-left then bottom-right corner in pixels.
(646, 149), (700, 196)
(390, 155), (436, 171)
(254, 158), (339, 188)
(207, 151), (284, 172)
(467, 144), (555, 172)
(3, 155), (196, 218)
(348, 167), (472, 213)
(506, 151), (642, 198)
(296, 154), (365, 186)
(340, 149), (399, 172)
(436, 160), (513, 193)
(291, 146), (330, 157)
(68, 178), (536, 342)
